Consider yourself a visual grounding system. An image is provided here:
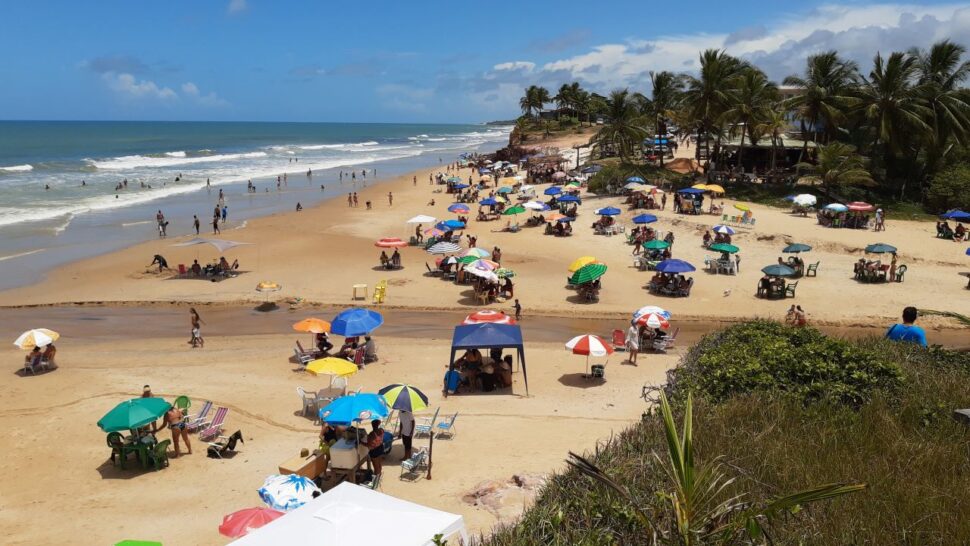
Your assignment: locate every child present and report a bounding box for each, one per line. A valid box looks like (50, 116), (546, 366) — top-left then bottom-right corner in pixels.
(513, 299), (522, 321)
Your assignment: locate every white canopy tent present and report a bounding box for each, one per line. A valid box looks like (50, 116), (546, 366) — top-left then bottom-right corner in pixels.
(231, 482), (468, 546)
(173, 238), (252, 253)
(406, 215), (437, 224)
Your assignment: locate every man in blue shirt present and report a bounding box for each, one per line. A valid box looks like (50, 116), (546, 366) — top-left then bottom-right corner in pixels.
(885, 306), (928, 346)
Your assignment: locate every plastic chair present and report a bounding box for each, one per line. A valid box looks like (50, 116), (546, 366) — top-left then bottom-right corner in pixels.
(149, 439), (171, 470)
(297, 387), (316, 417)
(806, 261), (820, 277)
(173, 395), (191, 418)
(107, 432), (127, 468)
(894, 265), (907, 282)
(785, 281), (799, 298)
(611, 329), (626, 352)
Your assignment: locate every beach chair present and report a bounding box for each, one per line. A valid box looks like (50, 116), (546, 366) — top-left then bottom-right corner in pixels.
(611, 329), (626, 352)
(806, 261), (820, 277)
(294, 347), (314, 368)
(297, 386), (317, 418)
(373, 280), (387, 304)
(414, 408), (438, 438)
(22, 353), (42, 375)
(148, 439), (171, 470)
(400, 447), (429, 481)
(894, 265), (907, 282)
(653, 328), (679, 352)
(295, 340), (321, 361)
(434, 412), (458, 439)
(185, 400), (213, 432)
(424, 262), (441, 277)
(199, 407), (229, 441)
(784, 281), (799, 298)
(678, 278), (694, 297)
(177, 264), (187, 277)
(206, 430), (244, 459)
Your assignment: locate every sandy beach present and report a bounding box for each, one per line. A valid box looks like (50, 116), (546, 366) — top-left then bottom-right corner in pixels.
(2, 131), (969, 545)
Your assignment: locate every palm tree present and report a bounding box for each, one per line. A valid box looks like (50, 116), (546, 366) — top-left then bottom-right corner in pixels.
(519, 85), (551, 121)
(783, 52), (859, 147)
(754, 104), (790, 173)
(568, 391), (865, 544)
(854, 51), (932, 197)
(722, 67), (778, 169)
(554, 83), (572, 121)
(643, 71), (685, 167)
(910, 40), (970, 179)
(574, 89), (591, 126)
(796, 141), (875, 196)
(590, 89), (647, 164)
(682, 49), (747, 168)
(519, 86), (537, 119)
(534, 86), (551, 120)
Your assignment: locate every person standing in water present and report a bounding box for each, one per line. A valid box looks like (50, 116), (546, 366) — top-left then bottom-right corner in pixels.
(193, 215), (200, 235)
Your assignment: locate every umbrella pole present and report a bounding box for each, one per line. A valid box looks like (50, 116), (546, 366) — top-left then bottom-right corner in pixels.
(585, 354), (590, 378)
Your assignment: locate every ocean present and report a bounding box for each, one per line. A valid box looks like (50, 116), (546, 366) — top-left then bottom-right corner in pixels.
(0, 121), (510, 290)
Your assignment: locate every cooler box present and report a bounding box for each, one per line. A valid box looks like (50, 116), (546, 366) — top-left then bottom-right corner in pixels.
(329, 439), (368, 470)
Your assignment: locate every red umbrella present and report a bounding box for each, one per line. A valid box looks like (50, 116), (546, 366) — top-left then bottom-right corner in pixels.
(635, 312), (670, 329)
(219, 507), (284, 538)
(462, 309), (517, 325)
(565, 334), (614, 356)
(847, 201), (874, 212)
(374, 237), (408, 248)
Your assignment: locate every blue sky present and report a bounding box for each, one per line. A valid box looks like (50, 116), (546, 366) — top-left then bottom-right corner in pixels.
(1, 1), (968, 123)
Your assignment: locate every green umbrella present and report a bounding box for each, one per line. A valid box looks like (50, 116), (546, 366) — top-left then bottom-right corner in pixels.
(642, 240), (670, 250)
(502, 205), (526, 216)
(709, 243), (739, 254)
(497, 268), (516, 278)
(783, 243), (812, 253)
(457, 255), (479, 265)
(569, 263), (608, 285)
(97, 398), (172, 432)
(865, 243), (897, 254)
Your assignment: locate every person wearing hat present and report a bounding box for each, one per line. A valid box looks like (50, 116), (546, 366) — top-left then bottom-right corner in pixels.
(141, 385), (153, 398)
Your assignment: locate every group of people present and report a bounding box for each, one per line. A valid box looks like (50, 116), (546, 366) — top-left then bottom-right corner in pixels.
(853, 253), (900, 283)
(544, 219), (574, 236)
(313, 332), (378, 365)
(816, 209), (875, 230)
(936, 221), (967, 241)
(757, 274), (789, 298)
(701, 230), (732, 247)
(378, 249), (402, 269)
(648, 272), (692, 297)
(626, 191), (665, 211)
(625, 322), (670, 364)
(445, 349), (514, 394)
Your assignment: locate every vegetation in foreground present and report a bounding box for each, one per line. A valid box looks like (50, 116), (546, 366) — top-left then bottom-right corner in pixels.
(478, 321), (970, 545)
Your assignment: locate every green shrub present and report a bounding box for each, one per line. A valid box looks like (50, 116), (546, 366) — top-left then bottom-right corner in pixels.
(927, 163), (970, 212)
(666, 321), (903, 406)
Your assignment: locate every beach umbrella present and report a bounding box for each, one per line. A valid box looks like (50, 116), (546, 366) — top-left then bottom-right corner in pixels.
(406, 215), (436, 224)
(782, 243), (812, 253)
(865, 243), (897, 254)
(691, 184), (709, 190)
(456, 255), (478, 265)
(438, 219), (465, 230)
(545, 213), (568, 222)
(447, 176), (462, 183)
(966, 247), (970, 256)
(97, 398), (172, 433)
(452, 183), (470, 190)
(678, 188), (705, 195)
(544, 187), (562, 196)
(219, 507), (284, 538)
(496, 267), (516, 278)
(13, 328), (59, 350)
(318, 393), (389, 425)
(635, 312), (670, 329)
(569, 263), (608, 285)
(255, 281), (282, 293)
(441, 256), (459, 266)
(462, 247), (491, 258)
(709, 243), (739, 254)
(519, 184), (534, 192)
(792, 194), (817, 207)
(330, 308), (384, 337)
(447, 204), (470, 214)
(463, 266), (499, 282)
(594, 206), (622, 216)
(624, 182), (644, 190)
(566, 181), (581, 188)
(502, 205), (526, 216)
(423, 227), (445, 237)
(292, 318), (330, 334)
(568, 256), (599, 272)
(762, 264), (797, 277)
(427, 241), (461, 254)
(581, 165), (603, 174)
(626, 176), (645, 183)
(557, 216), (574, 223)
(655, 259), (696, 274)
(258, 474), (321, 512)
(552, 171), (568, 179)
(712, 225), (736, 235)
(496, 186), (514, 194)
(643, 240), (671, 250)
(479, 197), (500, 206)
(378, 384), (429, 413)
(493, 195), (508, 204)
(558, 194), (581, 203)
(632, 214), (658, 224)
(468, 259), (499, 271)
(704, 184), (726, 194)
(847, 201), (874, 212)
(523, 201), (551, 211)
(824, 203), (848, 212)
(565, 334), (613, 376)
(173, 238), (252, 252)
(941, 209), (970, 221)
(633, 305), (671, 321)
(374, 237), (408, 248)
(733, 203), (750, 212)
(305, 357), (358, 378)
(462, 309), (516, 325)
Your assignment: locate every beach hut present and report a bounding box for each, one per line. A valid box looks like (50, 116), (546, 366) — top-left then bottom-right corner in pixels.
(448, 323), (528, 395)
(231, 482), (468, 546)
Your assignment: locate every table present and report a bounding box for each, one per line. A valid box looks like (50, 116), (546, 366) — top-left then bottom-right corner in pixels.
(329, 438), (370, 484)
(122, 435), (157, 469)
(279, 451), (329, 480)
(352, 284), (368, 300)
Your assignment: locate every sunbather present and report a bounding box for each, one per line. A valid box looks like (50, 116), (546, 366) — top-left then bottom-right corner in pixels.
(161, 403), (192, 457)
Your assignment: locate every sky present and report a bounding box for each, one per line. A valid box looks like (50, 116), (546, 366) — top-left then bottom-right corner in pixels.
(1, 1), (968, 123)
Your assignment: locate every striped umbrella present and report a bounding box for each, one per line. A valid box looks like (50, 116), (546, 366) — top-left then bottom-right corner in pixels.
(219, 507), (284, 538)
(633, 305), (671, 321)
(378, 384), (429, 412)
(13, 328), (59, 349)
(448, 204), (470, 214)
(635, 312), (670, 329)
(712, 225), (736, 235)
(462, 309), (516, 325)
(424, 227), (445, 237)
(565, 334), (614, 376)
(569, 263), (607, 285)
(427, 241), (462, 254)
(462, 247), (491, 258)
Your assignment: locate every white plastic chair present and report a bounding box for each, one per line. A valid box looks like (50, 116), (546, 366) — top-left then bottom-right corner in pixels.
(297, 386), (316, 418)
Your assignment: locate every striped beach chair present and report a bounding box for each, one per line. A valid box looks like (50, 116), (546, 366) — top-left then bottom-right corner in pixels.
(199, 406), (228, 441)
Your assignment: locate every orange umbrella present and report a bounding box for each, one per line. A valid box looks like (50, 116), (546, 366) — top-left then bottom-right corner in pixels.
(292, 318), (331, 333)
(545, 212), (567, 222)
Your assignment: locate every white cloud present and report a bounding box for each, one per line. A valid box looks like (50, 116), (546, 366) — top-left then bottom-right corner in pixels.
(182, 81), (229, 107)
(227, 0), (247, 14)
(493, 61), (536, 72)
(102, 72), (177, 100)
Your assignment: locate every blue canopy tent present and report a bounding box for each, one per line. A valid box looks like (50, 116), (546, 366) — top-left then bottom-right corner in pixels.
(448, 323), (528, 396)
(941, 209), (970, 222)
(677, 188), (705, 195)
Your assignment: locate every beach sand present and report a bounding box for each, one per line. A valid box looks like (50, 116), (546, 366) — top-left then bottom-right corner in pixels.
(1, 129), (968, 544)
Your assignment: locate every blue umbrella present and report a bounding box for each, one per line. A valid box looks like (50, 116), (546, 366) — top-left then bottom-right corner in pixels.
(783, 243), (812, 253)
(558, 194), (581, 203)
(479, 168), (492, 174)
(712, 225), (736, 235)
(330, 308), (384, 337)
(595, 206), (622, 216)
(762, 264), (796, 277)
(865, 243), (897, 254)
(655, 259), (696, 273)
(626, 176), (645, 183)
(452, 183), (470, 190)
(479, 197), (499, 206)
(581, 165), (603, 174)
(632, 214), (658, 224)
(677, 188), (705, 195)
(258, 474), (321, 512)
(318, 393), (389, 425)
(557, 216), (574, 223)
(544, 187), (562, 196)
(941, 209), (970, 221)
(447, 203), (469, 213)
(783, 195), (797, 201)
(966, 247), (970, 256)
(824, 203), (848, 212)
(438, 219), (465, 230)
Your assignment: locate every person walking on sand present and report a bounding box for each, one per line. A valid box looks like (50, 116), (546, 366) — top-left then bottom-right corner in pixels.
(413, 175), (417, 186)
(189, 307), (205, 348)
(513, 299), (522, 321)
(387, 192), (393, 206)
(161, 403), (192, 457)
(212, 216), (220, 234)
(353, 193), (359, 207)
(626, 322), (640, 365)
(193, 215), (200, 235)
(347, 193), (353, 207)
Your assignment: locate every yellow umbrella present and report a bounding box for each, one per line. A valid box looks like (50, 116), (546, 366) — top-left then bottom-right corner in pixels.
(306, 357), (358, 377)
(691, 183), (709, 190)
(493, 195), (508, 204)
(704, 184), (726, 194)
(568, 256), (599, 272)
(734, 203), (750, 212)
(13, 328), (59, 349)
